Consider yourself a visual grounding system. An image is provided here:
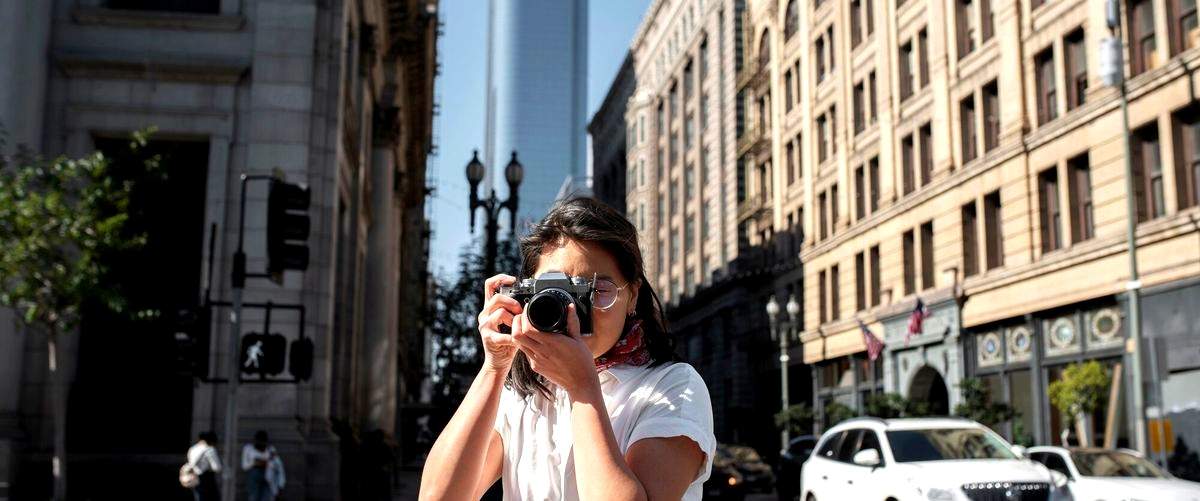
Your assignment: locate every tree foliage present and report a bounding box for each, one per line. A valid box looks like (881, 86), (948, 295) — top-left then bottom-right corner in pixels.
(1047, 361), (1109, 418)
(0, 130), (160, 334)
(823, 401), (856, 428)
(428, 236), (522, 406)
(864, 392), (932, 418)
(774, 403), (814, 436)
(954, 377), (1017, 426)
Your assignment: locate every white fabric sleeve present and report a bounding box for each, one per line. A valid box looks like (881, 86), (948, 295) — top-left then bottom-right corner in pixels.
(626, 364), (717, 482)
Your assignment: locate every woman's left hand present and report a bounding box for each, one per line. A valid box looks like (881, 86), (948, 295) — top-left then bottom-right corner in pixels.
(511, 304), (599, 398)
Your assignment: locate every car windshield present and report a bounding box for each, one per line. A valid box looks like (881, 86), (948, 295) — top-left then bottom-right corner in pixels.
(1070, 451), (1166, 478)
(886, 428), (1017, 462)
(727, 446), (762, 462)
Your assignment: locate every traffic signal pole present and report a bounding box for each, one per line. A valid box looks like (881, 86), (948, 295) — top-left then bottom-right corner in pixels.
(223, 174), (273, 501)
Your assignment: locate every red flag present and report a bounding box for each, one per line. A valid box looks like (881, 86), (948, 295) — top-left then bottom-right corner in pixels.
(906, 297), (928, 346)
(859, 320), (884, 361)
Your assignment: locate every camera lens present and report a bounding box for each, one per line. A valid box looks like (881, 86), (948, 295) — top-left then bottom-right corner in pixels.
(526, 289), (569, 333)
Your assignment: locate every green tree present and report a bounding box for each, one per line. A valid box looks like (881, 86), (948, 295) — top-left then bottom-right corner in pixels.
(1048, 361), (1109, 446)
(823, 401), (856, 428)
(954, 377), (1017, 426)
(774, 403), (815, 437)
(864, 393), (932, 418)
(0, 131), (159, 500)
(429, 236), (522, 407)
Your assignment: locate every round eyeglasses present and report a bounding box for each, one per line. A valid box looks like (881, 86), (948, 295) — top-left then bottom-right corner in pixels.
(590, 275), (629, 311)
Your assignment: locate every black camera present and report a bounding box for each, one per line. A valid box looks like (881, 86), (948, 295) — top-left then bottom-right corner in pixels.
(497, 271), (594, 335)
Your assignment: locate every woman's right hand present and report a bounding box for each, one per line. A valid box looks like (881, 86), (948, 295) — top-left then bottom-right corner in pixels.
(477, 274), (522, 373)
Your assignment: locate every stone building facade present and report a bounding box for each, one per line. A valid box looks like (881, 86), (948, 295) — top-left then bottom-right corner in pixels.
(0, 0), (437, 498)
(588, 53), (634, 214)
(740, 0), (1200, 452)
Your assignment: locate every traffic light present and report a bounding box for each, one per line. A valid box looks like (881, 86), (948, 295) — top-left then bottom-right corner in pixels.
(289, 338), (314, 381)
(240, 332), (287, 376)
(267, 178), (311, 282)
(172, 306), (211, 378)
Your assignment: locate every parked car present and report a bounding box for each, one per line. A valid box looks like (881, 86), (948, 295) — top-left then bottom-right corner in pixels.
(718, 444), (776, 494)
(800, 417), (1072, 501)
(705, 456), (748, 501)
(777, 435), (818, 501)
(1029, 446), (1200, 500)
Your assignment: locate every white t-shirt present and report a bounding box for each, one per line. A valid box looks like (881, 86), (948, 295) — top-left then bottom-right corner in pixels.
(186, 441), (221, 475)
(494, 362), (715, 500)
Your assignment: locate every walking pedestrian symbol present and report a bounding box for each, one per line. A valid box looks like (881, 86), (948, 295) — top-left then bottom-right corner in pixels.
(240, 333), (286, 376)
(244, 341), (264, 369)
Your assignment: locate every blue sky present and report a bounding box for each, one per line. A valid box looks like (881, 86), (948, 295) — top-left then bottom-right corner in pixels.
(426, 0), (651, 279)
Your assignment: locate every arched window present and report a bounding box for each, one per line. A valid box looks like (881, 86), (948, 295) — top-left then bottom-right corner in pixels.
(758, 30), (771, 69)
(784, 0), (799, 40)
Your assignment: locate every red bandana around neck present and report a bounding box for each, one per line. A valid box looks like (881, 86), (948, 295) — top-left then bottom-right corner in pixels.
(594, 319), (651, 372)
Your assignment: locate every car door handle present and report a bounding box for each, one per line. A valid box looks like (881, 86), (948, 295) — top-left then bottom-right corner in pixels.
(821, 476), (827, 480)
(847, 480), (853, 484)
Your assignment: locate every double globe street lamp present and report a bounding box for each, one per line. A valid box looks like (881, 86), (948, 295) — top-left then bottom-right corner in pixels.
(465, 149), (523, 278)
(766, 294), (802, 454)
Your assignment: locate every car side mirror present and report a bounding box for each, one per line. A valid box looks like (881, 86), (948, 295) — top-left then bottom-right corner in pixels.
(1011, 445), (1027, 458)
(1048, 469), (1070, 487)
(852, 449), (881, 467)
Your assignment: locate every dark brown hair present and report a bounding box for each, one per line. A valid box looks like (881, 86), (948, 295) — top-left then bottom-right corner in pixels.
(507, 197), (678, 399)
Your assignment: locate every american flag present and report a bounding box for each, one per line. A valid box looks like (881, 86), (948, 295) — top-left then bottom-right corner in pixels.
(859, 320), (884, 361)
(906, 297), (929, 346)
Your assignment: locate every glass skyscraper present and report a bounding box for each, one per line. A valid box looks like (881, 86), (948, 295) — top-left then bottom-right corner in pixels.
(485, 0), (588, 229)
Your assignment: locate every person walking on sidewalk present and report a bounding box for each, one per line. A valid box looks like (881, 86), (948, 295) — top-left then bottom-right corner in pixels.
(185, 431), (222, 501)
(242, 430), (284, 501)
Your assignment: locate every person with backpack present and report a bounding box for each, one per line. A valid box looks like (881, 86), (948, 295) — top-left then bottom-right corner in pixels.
(182, 431), (221, 501)
(243, 430), (284, 501)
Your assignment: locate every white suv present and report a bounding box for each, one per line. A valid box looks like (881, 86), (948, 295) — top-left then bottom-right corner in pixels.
(800, 417), (1071, 501)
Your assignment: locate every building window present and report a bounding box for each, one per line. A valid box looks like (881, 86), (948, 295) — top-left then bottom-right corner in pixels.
(984, 190), (1003, 269)
(817, 114), (829, 163)
(107, 0), (220, 13)
(1039, 167), (1062, 253)
(957, 0), (977, 59)
(902, 134), (915, 195)
(830, 264), (841, 320)
(1131, 0), (1157, 75)
(869, 157), (880, 212)
(962, 201), (979, 277)
(787, 141), (797, 187)
(899, 41), (915, 100)
(831, 183), (840, 235)
(983, 81), (999, 151)
(854, 82), (866, 133)
(920, 221), (934, 290)
(815, 36), (827, 81)
(1132, 123), (1166, 221)
(790, 135), (802, 185)
(819, 268), (828, 323)
(1175, 0), (1200, 53)
(828, 26), (836, 71)
(961, 94), (978, 163)
(785, 70), (794, 113)
(919, 123), (933, 186)
(903, 229), (916, 295)
(855, 164), (866, 220)
(868, 71), (878, 124)
(851, 0), (863, 47)
(918, 29), (930, 87)
(1065, 30), (1088, 111)
(856, 252), (867, 311)
(1036, 48), (1058, 125)
(818, 190), (829, 240)
(1067, 153), (1095, 242)
(869, 245), (881, 306)
(980, 0), (993, 42)
(1175, 108), (1200, 209)
(866, 0), (875, 36)
(785, 0), (800, 39)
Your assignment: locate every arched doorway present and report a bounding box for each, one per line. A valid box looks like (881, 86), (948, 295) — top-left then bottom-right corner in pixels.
(908, 366), (950, 416)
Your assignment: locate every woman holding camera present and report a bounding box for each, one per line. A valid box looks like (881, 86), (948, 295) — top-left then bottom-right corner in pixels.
(419, 197), (715, 501)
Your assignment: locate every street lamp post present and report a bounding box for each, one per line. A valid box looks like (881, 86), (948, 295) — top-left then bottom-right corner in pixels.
(766, 294), (802, 455)
(466, 150), (523, 278)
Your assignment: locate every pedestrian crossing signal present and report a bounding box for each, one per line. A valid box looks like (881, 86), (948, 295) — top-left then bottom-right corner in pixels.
(240, 332), (286, 376)
(289, 338), (314, 381)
